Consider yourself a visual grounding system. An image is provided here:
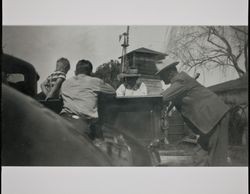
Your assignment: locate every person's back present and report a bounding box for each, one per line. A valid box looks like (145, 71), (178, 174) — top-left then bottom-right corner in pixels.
(165, 71), (229, 134)
(39, 57), (70, 100)
(60, 59), (115, 139)
(61, 74), (114, 118)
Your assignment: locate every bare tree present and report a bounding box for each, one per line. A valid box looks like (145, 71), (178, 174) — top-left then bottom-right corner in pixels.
(168, 26), (248, 77)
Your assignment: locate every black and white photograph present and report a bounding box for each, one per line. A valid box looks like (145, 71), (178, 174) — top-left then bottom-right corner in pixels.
(1, 0), (248, 194)
(2, 25), (248, 166)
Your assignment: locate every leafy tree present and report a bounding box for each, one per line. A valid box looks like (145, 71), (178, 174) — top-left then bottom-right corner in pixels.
(168, 26), (248, 77)
(94, 60), (122, 89)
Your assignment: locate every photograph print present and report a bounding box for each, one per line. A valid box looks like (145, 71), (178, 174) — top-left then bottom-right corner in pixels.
(2, 25), (248, 166)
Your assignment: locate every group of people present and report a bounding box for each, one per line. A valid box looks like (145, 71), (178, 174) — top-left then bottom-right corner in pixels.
(40, 57), (230, 166)
(38, 58), (116, 139)
(39, 58), (150, 140)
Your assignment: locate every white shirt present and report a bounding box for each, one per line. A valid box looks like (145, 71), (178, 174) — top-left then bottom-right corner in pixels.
(61, 74), (115, 118)
(116, 82), (147, 96)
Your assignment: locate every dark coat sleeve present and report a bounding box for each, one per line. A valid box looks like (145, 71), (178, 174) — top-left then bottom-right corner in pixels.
(162, 79), (187, 102)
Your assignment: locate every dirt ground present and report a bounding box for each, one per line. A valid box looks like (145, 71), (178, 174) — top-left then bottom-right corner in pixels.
(149, 140), (248, 166)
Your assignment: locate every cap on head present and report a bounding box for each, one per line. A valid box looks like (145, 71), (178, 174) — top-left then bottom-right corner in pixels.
(155, 60), (179, 76)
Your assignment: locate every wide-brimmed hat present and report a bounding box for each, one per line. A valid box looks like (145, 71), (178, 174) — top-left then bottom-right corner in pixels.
(117, 68), (141, 80)
(155, 59), (179, 75)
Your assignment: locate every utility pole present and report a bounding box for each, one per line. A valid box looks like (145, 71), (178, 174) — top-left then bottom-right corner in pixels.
(119, 26), (130, 73)
(163, 26), (172, 53)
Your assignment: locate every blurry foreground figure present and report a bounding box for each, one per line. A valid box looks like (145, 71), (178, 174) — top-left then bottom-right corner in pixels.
(1, 84), (111, 166)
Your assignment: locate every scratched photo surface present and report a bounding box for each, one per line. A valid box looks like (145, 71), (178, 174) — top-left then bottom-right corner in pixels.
(2, 26), (248, 166)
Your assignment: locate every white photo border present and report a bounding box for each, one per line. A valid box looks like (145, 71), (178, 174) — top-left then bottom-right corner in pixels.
(2, 0), (248, 194)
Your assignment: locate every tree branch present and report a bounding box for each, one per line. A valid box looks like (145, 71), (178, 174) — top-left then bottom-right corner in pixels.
(230, 26), (248, 35)
(207, 29), (227, 50)
(210, 27), (233, 54)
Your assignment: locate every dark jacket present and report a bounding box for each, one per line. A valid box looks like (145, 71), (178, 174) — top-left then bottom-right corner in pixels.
(162, 72), (229, 134)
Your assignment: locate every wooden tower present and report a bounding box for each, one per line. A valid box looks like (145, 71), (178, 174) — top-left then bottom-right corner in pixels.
(119, 47), (168, 95)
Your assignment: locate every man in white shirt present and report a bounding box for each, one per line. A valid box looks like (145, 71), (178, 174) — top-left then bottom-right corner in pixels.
(60, 59), (115, 139)
(116, 74), (147, 96)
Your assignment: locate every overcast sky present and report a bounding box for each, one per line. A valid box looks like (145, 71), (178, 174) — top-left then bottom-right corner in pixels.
(2, 26), (240, 90)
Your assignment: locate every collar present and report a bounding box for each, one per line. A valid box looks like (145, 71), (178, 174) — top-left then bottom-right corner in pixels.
(170, 72), (186, 83)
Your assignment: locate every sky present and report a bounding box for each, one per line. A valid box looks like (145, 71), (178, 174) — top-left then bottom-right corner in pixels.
(2, 26), (240, 90)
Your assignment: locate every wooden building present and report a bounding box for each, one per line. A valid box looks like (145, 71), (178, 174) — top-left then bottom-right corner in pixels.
(208, 74), (248, 106)
(209, 74), (248, 146)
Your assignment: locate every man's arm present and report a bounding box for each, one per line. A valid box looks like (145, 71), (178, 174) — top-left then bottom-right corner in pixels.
(45, 78), (65, 100)
(99, 80), (116, 94)
(164, 73), (199, 110)
(162, 80), (187, 102)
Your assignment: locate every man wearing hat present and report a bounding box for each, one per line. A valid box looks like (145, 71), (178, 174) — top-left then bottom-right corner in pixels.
(116, 68), (147, 96)
(156, 59), (230, 166)
(60, 59), (115, 139)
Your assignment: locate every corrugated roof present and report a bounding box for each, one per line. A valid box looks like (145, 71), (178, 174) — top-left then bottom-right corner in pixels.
(209, 74), (248, 93)
(119, 47), (167, 58)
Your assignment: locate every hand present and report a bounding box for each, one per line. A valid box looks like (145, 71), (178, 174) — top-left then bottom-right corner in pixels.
(167, 110), (173, 117)
(167, 102), (174, 113)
